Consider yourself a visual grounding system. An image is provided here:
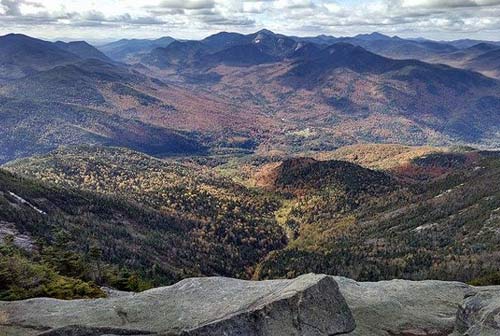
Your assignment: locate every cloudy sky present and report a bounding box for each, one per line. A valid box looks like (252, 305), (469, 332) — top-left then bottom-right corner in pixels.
(1, 0), (500, 42)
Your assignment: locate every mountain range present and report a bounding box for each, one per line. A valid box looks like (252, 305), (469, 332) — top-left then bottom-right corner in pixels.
(0, 30), (499, 164)
(98, 36), (176, 62)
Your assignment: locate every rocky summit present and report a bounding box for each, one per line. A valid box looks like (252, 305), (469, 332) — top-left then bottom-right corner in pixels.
(2, 274), (500, 336)
(0, 274), (355, 336)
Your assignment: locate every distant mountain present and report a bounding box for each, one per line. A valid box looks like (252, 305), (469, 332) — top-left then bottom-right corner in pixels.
(1, 31), (499, 163)
(3, 58), (143, 105)
(294, 32), (459, 60)
(53, 40), (112, 62)
(0, 96), (205, 164)
(341, 34), (458, 60)
(0, 55), (211, 162)
(201, 31), (249, 51)
(205, 44), (279, 67)
(142, 41), (209, 68)
(144, 30), (460, 71)
(466, 48), (500, 79)
(144, 35), (499, 147)
(0, 34), (80, 80)
(202, 29), (298, 56)
(98, 37), (176, 62)
(279, 43), (500, 142)
(353, 32), (393, 41)
(284, 43), (396, 80)
(243, 29), (298, 58)
(139, 30), (500, 148)
(0, 33), (261, 162)
(0, 34), (115, 80)
(283, 43), (493, 87)
(425, 43), (500, 79)
(142, 29), (298, 68)
(446, 38), (500, 49)
(442, 43), (499, 63)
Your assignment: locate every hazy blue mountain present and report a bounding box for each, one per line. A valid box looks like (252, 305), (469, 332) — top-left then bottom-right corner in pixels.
(99, 36), (176, 62)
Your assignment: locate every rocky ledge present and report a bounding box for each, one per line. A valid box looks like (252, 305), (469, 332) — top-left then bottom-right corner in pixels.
(1, 274), (499, 336)
(0, 274), (354, 336)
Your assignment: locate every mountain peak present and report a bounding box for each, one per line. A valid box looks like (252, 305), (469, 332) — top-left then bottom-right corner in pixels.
(354, 32), (391, 41)
(0, 33), (42, 43)
(2, 33), (30, 38)
(467, 42), (499, 52)
(256, 29), (276, 36)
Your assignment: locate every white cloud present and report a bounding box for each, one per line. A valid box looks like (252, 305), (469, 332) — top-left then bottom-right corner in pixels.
(1, 0), (500, 41)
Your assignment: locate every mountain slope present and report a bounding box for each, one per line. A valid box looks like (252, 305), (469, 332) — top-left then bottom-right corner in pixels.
(142, 29), (298, 69)
(425, 43), (500, 79)
(201, 31), (248, 51)
(135, 31), (500, 149)
(0, 54), (225, 162)
(2, 58), (143, 105)
(4, 145), (500, 288)
(255, 150), (500, 282)
(142, 41), (209, 68)
(3, 146), (287, 284)
(205, 44), (279, 66)
(98, 37), (176, 62)
(185, 41), (500, 148)
(295, 32), (459, 60)
(264, 157), (395, 197)
(466, 48), (500, 79)
(54, 41), (112, 62)
(0, 96), (205, 163)
(1, 31), (499, 163)
(0, 34), (80, 80)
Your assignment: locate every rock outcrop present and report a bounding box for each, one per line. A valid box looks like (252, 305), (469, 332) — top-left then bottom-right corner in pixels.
(454, 286), (500, 336)
(334, 277), (473, 336)
(2, 274), (500, 336)
(0, 274), (355, 336)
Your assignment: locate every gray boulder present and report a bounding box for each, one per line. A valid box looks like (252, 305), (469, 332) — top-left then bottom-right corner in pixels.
(454, 286), (500, 336)
(0, 274), (355, 336)
(333, 277), (473, 336)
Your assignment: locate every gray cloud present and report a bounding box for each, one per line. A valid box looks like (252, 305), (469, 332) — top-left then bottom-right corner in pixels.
(1, 0), (22, 16)
(1, 0), (500, 41)
(158, 0), (215, 10)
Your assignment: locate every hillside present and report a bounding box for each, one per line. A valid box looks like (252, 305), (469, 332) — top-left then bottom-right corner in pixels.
(53, 41), (112, 62)
(255, 150), (500, 283)
(426, 43), (500, 79)
(262, 157), (395, 198)
(315, 144), (446, 170)
(1, 58), (148, 106)
(175, 40), (500, 149)
(303, 33), (459, 60)
(0, 96), (205, 164)
(466, 48), (500, 79)
(98, 37), (176, 62)
(0, 33), (80, 80)
(3, 146), (287, 288)
(4, 145), (500, 289)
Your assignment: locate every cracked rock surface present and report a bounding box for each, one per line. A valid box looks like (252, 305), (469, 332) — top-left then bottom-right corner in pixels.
(0, 273), (355, 336)
(334, 277), (473, 336)
(454, 286), (500, 336)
